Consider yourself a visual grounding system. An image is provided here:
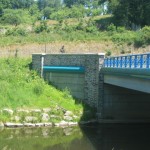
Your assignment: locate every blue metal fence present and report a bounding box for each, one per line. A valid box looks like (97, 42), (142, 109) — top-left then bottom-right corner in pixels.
(104, 53), (150, 69)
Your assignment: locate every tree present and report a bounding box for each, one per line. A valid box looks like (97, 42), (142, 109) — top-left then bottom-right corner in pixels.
(1, 12), (22, 26)
(29, 4), (39, 16)
(43, 7), (54, 19)
(99, 0), (150, 27)
(1, 9), (22, 26)
(38, 0), (62, 10)
(0, 6), (4, 17)
(63, 0), (88, 7)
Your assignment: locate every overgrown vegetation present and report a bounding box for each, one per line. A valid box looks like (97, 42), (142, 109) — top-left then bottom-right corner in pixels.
(0, 0), (150, 55)
(0, 58), (98, 123)
(0, 58), (83, 111)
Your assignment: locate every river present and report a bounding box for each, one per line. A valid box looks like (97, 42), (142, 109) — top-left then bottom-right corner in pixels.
(0, 124), (150, 150)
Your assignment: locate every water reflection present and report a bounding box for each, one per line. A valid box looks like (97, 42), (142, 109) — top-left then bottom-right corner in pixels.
(0, 124), (150, 150)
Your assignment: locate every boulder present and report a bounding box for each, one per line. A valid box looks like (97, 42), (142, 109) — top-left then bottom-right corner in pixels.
(3, 109), (13, 115)
(12, 116), (20, 122)
(25, 116), (38, 122)
(31, 109), (41, 113)
(64, 111), (73, 116)
(44, 122), (52, 127)
(4, 122), (23, 127)
(42, 108), (51, 113)
(68, 122), (78, 126)
(59, 121), (69, 127)
(16, 109), (29, 114)
(23, 123), (35, 127)
(41, 113), (49, 122)
(64, 116), (73, 121)
(35, 123), (45, 127)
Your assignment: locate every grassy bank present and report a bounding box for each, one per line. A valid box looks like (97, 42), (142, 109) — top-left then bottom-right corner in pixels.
(0, 58), (86, 122)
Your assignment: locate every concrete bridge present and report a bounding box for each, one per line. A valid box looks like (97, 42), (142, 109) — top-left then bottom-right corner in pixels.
(32, 53), (150, 123)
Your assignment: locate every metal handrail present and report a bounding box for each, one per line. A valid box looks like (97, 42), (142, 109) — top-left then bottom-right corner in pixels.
(104, 53), (150, 69)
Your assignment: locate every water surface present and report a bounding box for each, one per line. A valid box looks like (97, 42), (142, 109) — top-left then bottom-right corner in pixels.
(1, 124), (150, 150)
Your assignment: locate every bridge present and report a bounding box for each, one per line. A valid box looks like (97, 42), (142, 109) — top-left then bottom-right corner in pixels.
(32, 53), (150, 123)
(102, 53), (150, 93)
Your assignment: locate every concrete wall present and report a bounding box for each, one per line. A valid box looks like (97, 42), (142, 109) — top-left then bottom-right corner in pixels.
(32, 53), (104, 107)
(99, 84), (150, 123)
(44, 72), (85, 100)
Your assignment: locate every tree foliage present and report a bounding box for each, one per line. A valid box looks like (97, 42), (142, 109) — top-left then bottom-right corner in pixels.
(0, 0), (34, 9)
(99, 0), (150, 27)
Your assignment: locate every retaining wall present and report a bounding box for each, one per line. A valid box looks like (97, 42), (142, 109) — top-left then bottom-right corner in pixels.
(32, 53), (105, 107)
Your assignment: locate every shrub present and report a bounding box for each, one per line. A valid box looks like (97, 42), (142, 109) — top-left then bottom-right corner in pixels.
(1, 13), (22, 26)
(105, 50), (112, 56)
(134, 26), (150, 47)
(117, 26), (126, 33)
(5, 27), (27, 36)
(107, 23), (116, 32)
(34, 21), (48, 33)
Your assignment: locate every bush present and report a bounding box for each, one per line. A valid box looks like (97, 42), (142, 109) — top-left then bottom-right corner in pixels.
(107, 23), (116, 32)
(134, 26), (150, 47)
(34, 21), (48, 33)
(117, 26), (126, 33)
(5, 27), (27, 36)
(1, 13), (22, 26)
(112, 31), (136, 44)
(105, 50), (112, 56)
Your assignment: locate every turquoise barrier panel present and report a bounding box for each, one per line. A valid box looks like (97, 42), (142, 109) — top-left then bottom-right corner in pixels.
(43, 66), (85, 73)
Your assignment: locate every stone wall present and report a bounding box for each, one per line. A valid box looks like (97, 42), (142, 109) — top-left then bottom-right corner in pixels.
(32, 53), (105, 108)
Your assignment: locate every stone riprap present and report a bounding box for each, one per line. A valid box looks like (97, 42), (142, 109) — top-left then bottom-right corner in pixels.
(32, 53), (105, 108)
(0, 107), (97, 128)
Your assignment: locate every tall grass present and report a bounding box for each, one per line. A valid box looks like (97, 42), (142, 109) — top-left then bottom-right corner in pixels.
(0, 58), (83, 113)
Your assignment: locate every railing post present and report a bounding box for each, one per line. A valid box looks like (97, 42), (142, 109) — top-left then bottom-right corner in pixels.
(146, 54), (150, 69)
(116, 57), (118, 68)
(110, 58), (112, 67)
(120, 57), (122, 68)
(106, 58), (108, 67)
(108, 58), (110, 67)
(134, 55), (137, 68)
(124, 56), (127, 68)
(140, 55), (143, 68)
(129, 56), (132, 68)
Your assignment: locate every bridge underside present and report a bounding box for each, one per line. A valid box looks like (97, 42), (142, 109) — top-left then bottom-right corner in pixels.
(99, 68), (150, 123)
(99, 84), (150, 123)
(102, 68), (150, 94)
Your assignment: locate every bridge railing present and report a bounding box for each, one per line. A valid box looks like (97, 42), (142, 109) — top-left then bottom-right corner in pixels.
(104, 53), (150, 68)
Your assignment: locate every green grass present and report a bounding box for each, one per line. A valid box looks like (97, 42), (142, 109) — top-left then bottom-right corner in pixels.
(0, 58), (83, 112)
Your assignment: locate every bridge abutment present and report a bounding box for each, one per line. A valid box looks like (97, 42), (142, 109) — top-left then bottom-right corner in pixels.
(32, 53), (105, 108)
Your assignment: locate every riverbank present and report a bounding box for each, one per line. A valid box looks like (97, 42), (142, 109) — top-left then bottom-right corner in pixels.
(0, 107), (97, 128)
(0, 58), (96, 127)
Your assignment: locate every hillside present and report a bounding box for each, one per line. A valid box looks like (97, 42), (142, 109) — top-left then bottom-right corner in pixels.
(0, 14), (150, 56)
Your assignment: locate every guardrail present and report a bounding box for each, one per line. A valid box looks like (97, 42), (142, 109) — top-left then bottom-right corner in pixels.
(104, 53), (150, 68)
